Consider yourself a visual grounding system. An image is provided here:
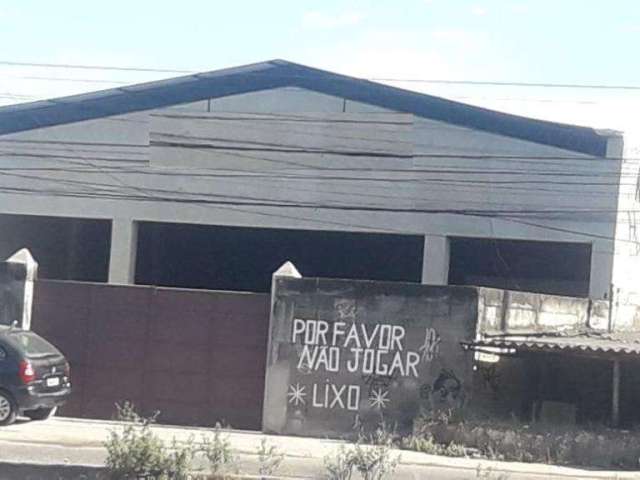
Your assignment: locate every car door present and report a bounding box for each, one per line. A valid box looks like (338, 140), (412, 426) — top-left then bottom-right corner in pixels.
(0, 343), (16, 389)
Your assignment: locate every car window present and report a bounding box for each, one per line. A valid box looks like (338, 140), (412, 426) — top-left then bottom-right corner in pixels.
(7, 331), (59, 358)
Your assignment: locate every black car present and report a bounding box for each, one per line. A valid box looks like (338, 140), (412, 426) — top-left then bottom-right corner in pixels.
(0, 326), (71, 426)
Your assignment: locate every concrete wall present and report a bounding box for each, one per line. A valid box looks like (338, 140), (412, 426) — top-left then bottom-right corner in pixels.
(0, 87), (623, 298)
(262, 275), (478, 438)
(478, 285), (640, 333)
(478, 288), (611, 334)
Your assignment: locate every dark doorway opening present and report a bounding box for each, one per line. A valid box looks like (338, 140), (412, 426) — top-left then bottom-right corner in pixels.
(135, 223), (423, 292)
(522, 353), (612, 425)
(448, 237), (591, 297)
(0, 214), (111, 282)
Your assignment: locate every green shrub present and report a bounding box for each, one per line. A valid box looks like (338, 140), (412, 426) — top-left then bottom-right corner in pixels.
(104, 402), (195, 480)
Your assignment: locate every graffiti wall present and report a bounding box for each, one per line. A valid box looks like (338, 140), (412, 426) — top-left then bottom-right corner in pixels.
(262, 276), (478, 438)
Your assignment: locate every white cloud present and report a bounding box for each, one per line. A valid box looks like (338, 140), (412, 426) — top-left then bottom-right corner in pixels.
(471, 6), (487, 16)
(301, 11), (364, 30)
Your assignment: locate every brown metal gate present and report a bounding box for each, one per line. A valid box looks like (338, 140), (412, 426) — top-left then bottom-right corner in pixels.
(31, 280), (270, 429)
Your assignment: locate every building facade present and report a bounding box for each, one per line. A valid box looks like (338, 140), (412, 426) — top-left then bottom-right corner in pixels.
(0, 60), (625, 299)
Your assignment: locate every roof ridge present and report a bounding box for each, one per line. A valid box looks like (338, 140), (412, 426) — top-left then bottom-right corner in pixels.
(0, 59), (610, 156)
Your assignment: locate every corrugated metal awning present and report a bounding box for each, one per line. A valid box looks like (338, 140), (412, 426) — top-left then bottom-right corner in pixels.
(466, 331), (640, 357)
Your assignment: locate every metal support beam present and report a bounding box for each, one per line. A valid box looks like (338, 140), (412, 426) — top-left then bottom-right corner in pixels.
(612, 359), (621, 427)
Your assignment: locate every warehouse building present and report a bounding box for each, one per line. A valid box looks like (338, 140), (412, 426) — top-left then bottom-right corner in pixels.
(0, 60), (626, 299)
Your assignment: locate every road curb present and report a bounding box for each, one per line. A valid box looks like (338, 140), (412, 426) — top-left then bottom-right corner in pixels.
(0, 461), (301, 480)
(0, 461), (103, 480)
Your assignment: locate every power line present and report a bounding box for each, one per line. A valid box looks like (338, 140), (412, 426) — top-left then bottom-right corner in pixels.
(0, 124), (636, 201)
(1, 134), (636, 190)
(372, 78), (640, 91)
(3, 136), (635, 163)
(4, 160), (639, 179)
(1, 59), (640, 91)
(0, 60), (192, 74)
(0, 181), (633, 247)
(2, 149), (637, 187)
(6, 75), (130, 85)
(1, 135), (637, 180)
(0, 169), (635, 216)
(0, 90), (623, 110)
(0, 155), (635, 248)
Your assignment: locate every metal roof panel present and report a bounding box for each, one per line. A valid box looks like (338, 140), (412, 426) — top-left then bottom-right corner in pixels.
(0, 59), (609, 156)
(470, 331), (640, 356)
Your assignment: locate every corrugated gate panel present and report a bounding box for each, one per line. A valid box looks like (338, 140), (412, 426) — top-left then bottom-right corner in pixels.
(31, 280), (270, 429)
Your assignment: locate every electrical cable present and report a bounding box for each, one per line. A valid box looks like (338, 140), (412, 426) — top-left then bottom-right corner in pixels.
(1, 59), (639, 90)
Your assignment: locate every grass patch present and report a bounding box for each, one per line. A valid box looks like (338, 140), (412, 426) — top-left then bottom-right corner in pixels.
(403, 410), (640, 469)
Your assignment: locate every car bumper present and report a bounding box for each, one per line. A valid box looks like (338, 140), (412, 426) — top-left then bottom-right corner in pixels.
(13, 383), (72, 412)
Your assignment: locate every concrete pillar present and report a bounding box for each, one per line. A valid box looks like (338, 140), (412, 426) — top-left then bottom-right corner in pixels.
(590, 240), (615, 300)
(108, 218), (138, 285)
(263, 261), (302, 433)
(604, 133), (628, 303)
(421, 235), (450, 285)
(612, 359), (621, 427)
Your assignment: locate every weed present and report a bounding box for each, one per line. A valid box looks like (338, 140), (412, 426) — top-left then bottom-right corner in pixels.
(103, 402), (195, 480)
(401, 434), (443, 455)
(476, 465), (510, 479)
(324, 445), (355, 480)
(201, 423), (237, 476)
(350, 438), (400, 480)
(257, 437), (285, 477)
(324, 425), (400, 480)
(406, 413), (640, 469)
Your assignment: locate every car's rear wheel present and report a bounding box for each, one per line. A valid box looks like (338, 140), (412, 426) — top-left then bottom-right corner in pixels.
(24, 407), (57, 421)
(0, 391), (17, 426)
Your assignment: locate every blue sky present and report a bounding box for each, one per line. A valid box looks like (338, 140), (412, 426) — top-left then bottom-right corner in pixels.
(0, 0), (639, 143)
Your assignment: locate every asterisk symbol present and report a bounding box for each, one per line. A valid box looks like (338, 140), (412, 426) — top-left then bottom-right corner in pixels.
(369, 388), (390, 410)
(287, 383), (306, 406)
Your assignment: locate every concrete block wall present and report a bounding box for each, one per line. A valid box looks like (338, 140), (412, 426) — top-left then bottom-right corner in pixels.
(477, 288), (611, 334)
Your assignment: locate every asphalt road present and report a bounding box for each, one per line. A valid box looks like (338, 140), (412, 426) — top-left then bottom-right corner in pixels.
(0, 417), (638, 479)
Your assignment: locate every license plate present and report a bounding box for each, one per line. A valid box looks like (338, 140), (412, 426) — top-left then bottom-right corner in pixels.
(46, 377), (60, 387)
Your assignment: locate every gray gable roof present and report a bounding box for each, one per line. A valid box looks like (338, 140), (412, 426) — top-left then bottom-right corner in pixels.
(0, 59), (608, 156)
